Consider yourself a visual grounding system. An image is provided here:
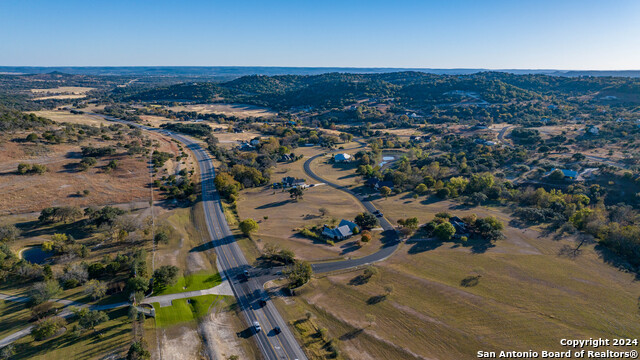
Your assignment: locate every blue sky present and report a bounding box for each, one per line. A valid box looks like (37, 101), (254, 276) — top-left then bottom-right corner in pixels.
(1, 0), (639, 69)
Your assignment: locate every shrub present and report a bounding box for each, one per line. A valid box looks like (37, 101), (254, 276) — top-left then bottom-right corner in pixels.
(354, 212), (378, 230)
(434, 222), (456, 241)
(30, 301), (55, 320)
(127, 341), (151, 360)
(31, 316), (66, 340)
(239, 218), (259, 235)
(0, 224), (20, 242)
(154, 231), (170, 244)
(87, 263), (105, 279)
(153, 265), (180, 288)
(285, 261), (313, 288)
(79, 157), (97, 171)
(29, 280), (61, 306)
(84, 279), (107, 300)
(474, 216), (504, 240)
(59, 263), (88, 287)
(436, 187), (450, 198)
(73, 308), (108, 330)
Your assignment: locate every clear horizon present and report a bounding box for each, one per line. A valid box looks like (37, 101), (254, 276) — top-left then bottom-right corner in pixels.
(1, 0), (639, 70)
(2, 66), (640, 72)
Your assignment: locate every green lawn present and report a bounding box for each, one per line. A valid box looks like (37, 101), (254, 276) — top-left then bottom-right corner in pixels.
(152, 271), (222, 296)
(152, 295), (227, 327)
(12, 308), (131, 360)
(0, 300), (33, 339)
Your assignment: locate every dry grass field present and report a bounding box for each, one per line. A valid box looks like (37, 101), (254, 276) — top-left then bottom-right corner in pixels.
(0, 140), (149, 215)
(0, 124), (188, 215)
(212, 130), (262, 146)
(31, 86), (95, 100)
(139, 114), (174, 127)
(309, 148), (364, 188)
(30, 110), (112, 126)
(168, 103), (276, 118)
(276, 206), (640, 359)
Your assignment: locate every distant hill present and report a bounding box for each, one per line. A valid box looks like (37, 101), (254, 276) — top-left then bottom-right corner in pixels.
(1, 66), (639, 79)
(117, 71), (640, 110)
(120, 72), (551, 109)
(122, 82), (232, 102)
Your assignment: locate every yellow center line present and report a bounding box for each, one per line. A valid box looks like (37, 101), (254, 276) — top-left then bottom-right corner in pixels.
(201, 157), (288, 359)
(211, 202), (288, 359)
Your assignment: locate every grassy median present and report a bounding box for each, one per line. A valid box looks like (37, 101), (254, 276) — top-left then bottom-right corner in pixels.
(152, 294), (228, 327)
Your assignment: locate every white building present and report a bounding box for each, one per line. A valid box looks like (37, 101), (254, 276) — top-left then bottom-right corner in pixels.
(334, 153), (352, 162)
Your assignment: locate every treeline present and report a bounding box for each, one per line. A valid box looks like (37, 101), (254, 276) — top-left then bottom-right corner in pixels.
(159, 122), (211, 138)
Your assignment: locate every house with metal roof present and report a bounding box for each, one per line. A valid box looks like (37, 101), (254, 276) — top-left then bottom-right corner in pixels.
(321, 219), (359, 240)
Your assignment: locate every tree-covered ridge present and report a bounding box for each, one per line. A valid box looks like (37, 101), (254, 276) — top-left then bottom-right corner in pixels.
(123, 82), (233, 102)
(0, 104), (52, 131)
(119, 71), (640, 111)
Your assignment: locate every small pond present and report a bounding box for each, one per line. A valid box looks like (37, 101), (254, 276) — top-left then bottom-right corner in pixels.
(21, 246), (53, 264)
(379, 156), (396, 167)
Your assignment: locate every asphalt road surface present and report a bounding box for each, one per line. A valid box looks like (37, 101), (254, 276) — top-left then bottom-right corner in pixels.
(302, 149), (401, 274)
(94, 114), (307, 360)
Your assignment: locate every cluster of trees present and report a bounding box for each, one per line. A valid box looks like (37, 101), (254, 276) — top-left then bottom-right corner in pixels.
(98, 105), (142, 122)
(510, 128), (542, 146)
(78, 156), (97, 171)
(41, 233), (88, 260)
(30, 306), (109, 341)
(159, 122), (211, 138)
(260, 244), (311, 287)
(214, 171), (241, 202)
(255, 123), (347, 149)
(354, 213), (379, 230)
(514, 188), (640, 271)
(261, 243), (296, 264)
(515, 187), (593, 224)
(152, 265), (180, 289)
(81, 146), (117, 158)
(0, 105), (52, 131)
(39, 206), (83, 223)
(154, 173), (196, 202)
(422, 213), (505, 242)
(17, 163), (47, 175)
(151, 150), (173, 169)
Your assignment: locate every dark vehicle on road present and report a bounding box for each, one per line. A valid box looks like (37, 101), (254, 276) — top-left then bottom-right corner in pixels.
(373, 209), (383, 217)
(273, 326), (281, 334)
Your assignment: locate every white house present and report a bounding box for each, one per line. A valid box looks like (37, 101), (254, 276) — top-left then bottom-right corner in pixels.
(587, 126), (599, 135)
(334, 153), (352, 162)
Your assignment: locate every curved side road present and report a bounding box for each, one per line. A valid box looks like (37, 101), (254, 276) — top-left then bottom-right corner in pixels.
(302, 146), (402, 274)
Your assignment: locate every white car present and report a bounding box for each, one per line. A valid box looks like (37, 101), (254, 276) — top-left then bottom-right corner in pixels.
(253, 321), (261, 332)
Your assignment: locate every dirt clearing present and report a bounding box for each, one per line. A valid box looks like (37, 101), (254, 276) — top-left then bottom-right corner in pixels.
(199, 308), (248, 360)
(168, 103), (276, 118)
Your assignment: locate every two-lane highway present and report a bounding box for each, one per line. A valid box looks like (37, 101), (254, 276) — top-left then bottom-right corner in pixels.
(177, 135), (307, 360)
(94, 114), (307, 360)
